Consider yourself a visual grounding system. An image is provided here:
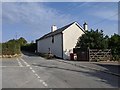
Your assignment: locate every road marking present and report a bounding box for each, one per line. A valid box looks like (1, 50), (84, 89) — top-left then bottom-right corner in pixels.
(0, 66), (27, 67)
(42, 81), (48, 87)
(20, 58), (30, 67)
(30, 67), (33, 70)
(19, 57), (48, 87)
(32, 70), (35, 73)
(39, 79), (43, 82)
(35, 73), (41, 79)
(17, 58), (23, 67)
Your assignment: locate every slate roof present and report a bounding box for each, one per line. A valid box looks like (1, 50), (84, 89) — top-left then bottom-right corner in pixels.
(36, 22), (84, 41)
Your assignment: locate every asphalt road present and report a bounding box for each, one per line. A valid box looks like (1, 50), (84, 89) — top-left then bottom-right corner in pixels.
(1, 52), (120, 88)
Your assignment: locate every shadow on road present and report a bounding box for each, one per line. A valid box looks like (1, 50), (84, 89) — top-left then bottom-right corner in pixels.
(21, 51), (39, 57)
(33, 64), (120, 88)
(95, 63), (120, 76)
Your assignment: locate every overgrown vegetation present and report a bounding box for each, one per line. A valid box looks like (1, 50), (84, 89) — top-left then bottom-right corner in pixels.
(76, 29), (120, 61)
(1, 37), (27, 55)
(108, 34), (120, 61)
(21, 43), (36, 52)
(1, 36), (37, 57)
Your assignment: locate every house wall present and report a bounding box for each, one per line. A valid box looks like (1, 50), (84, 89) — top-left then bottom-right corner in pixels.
(63, 23), (84, 59)
(37, 33), (63, 58)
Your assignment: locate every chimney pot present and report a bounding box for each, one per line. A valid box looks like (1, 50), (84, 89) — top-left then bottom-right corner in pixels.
(83, 22), (88, 31)
(51, 25), (57, 32)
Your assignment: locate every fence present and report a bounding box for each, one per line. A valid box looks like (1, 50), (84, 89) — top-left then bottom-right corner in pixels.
(73, 48), (111, 61)
(89, 49), (111, 62)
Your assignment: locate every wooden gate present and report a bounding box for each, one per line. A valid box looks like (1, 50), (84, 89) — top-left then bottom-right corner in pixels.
(73, 48), (111, 61)
(89, 49), (111, 62)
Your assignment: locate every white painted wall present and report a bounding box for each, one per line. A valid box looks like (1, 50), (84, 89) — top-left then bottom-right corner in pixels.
(37, 22), (85, 60)
(37, 33), (62, 58)
(63, 23), (84, 59)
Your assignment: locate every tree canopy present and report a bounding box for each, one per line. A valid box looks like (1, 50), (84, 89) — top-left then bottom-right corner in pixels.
(108, 34), (120, 60)
(76, 29), (120, 61)
(76, 29), (108, 49)
(17, 37), (27, 46)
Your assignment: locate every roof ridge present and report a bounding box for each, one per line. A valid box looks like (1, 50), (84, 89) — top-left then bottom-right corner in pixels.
(36, 21), (82, 41)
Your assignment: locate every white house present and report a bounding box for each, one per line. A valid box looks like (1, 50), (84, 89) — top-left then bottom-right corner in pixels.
(36, 21), (88, 60)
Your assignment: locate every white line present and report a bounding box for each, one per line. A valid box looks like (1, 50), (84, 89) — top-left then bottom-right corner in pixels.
(20, 57), (48, 87)
(35, 73), (41, 79)
(29, 67), (33, 70)
(20, 58), (30, 67)
(0, 66), (27, 67)
(32, 70), (35, 73)
(42, 82), (48, 87)
(39, 79), (43, 82)
(24, 61), (30, 67)
(17, 58), (23, 67)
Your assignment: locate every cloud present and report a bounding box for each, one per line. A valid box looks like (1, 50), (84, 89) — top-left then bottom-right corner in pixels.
(90, 10), (118, 21)
(3, 3), (70, 23)
(2, 0), (120, 2)
(2, 2), (74, 37)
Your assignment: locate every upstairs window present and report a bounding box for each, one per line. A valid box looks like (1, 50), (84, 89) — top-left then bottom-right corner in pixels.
(52, 36), (54, 43)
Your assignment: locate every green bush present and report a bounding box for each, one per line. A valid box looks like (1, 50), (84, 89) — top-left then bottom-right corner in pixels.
(2, 39), (21, 55)
(108, 34), (120, 61)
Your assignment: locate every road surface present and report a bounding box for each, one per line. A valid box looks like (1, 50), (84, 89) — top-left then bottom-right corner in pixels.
(1, 52), (120, 88)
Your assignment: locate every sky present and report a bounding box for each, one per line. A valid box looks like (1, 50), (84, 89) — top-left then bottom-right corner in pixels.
(2, 2), (118, 43)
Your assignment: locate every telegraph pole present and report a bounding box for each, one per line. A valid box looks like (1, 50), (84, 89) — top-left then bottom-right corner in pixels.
(15, 32), (18, 40)
(14, 32), (18, 55)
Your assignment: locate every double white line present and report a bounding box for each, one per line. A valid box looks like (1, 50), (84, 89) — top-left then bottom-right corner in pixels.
(17, 58), (30, 67)
(17, 58), (23, 67)
(20, 58), (30, 67)
(17, 57), (48, 87)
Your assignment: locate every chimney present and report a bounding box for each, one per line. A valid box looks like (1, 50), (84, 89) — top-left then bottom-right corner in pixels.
(51, 25), (57, 32)
(83, 22), (88, 31)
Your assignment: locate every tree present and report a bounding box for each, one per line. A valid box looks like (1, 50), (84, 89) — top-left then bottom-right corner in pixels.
(17, 37), (27, 46)
(2, 39), (21, 55)
(76, 29), (108, 49)
(2, 38), (26, 55)
(108, 34), (120, 60)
